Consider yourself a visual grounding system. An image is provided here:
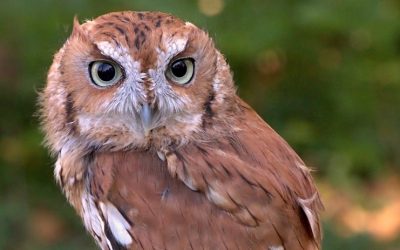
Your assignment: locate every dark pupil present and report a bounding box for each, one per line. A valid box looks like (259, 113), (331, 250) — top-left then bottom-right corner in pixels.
(97, 63), (115, 81)
(171, 60), (187, 77)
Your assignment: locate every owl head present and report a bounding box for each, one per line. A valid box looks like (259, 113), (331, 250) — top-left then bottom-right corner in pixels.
(41, 11), (236, 153)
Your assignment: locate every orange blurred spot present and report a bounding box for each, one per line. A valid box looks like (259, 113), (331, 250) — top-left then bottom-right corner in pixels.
(320, 176), (400, 242)
(198, 0), (224, 16)
(367, 200), (400, 241)
(256, 49), (285, 76)
(29, 208), (65, 244)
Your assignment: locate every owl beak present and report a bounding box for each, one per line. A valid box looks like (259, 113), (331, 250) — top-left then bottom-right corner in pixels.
(140, 103), (153, 136)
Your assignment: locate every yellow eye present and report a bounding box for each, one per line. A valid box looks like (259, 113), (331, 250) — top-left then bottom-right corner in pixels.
(89, 60), (123, 87)
(166, 58), (195, 85)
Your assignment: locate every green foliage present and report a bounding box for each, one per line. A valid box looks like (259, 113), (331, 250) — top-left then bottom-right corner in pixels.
(0, 0), (399, 249)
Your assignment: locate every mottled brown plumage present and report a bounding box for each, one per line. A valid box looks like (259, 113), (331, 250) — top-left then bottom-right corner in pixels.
(40, 11), (323, 250)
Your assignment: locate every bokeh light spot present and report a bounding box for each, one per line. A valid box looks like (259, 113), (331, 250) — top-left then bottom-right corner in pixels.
(197, 0), (224, 16)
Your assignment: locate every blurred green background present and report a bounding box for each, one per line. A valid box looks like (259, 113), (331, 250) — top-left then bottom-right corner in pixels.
(1, 0), (400, 249)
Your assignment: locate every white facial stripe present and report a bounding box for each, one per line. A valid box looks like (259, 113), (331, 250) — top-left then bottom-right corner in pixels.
(156, 35), (189, 76)
(95, 41), (146, 113)
(213, 52), (227, 104)
(95, 41), (132, 66)
(164, 37), (188, 60)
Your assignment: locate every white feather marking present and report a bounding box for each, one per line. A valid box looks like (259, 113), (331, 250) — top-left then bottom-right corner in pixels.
(68, 177), (75, 186)
(157, 151), (165, 161)
(297, 192), (319, 240)
(269, 246), (285, 250)
(81, 191), (112, 250)
(206, 186), (229, 206)
(99, 201), (133, 246)
(182, 176), (198, 191)
(185, 21), (197, 28)
(54, 158), (62, 184)
(296, 161), (312, 173)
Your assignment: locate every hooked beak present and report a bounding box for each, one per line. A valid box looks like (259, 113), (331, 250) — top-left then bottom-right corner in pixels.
(140, 103), (154, 136)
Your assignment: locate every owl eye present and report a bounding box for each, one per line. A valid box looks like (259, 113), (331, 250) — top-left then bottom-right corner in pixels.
(166, 58), (195, 85)
(89, 60), (122, 87)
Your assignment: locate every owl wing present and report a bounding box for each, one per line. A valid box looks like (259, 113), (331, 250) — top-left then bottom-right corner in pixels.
(163, 98), (323, 249)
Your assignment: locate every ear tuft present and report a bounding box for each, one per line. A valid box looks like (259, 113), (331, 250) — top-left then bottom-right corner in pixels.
(70, 15), (87, 40)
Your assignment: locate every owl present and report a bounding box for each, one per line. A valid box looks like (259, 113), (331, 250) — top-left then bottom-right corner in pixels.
(40, 11), (323, 250)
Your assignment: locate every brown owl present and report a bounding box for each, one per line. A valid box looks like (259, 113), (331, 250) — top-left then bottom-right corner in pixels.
(39, 11), (323, 250)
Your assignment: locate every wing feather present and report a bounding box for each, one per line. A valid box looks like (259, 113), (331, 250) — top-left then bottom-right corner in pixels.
(164, 99), (323, 249)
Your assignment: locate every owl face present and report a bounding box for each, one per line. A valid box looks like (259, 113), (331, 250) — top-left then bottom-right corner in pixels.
(52, 12), (232, 150)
